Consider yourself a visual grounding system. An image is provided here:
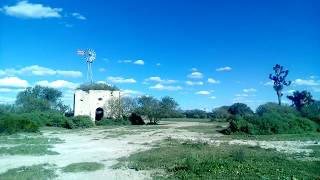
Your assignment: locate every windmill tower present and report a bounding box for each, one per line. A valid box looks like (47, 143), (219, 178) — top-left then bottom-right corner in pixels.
(77, 49), (96, 84)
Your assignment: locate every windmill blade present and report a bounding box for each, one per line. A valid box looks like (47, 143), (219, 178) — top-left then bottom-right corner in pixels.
(77, 50), (85, 56)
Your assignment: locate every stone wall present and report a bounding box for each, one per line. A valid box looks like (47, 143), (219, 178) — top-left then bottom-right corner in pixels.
(74, 90), (121, 120)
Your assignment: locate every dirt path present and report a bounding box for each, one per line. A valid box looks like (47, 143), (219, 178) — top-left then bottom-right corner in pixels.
(0, 121), (319, 179)
(0, 121), (209, 180)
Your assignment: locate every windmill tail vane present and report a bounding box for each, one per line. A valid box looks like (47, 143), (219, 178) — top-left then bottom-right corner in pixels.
(77, 49), (96, 84)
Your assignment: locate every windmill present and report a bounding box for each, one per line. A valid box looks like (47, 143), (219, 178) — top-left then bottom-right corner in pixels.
(77, 49), (96, 83)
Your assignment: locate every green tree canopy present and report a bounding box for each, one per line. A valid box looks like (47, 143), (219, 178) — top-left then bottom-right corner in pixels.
(136, 96), (161, 124)
(15, 85), (68, 113)
(287, 90), (315, 111)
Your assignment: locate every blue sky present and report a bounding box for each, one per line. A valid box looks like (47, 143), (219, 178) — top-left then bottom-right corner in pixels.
(0, 0), (319, 110)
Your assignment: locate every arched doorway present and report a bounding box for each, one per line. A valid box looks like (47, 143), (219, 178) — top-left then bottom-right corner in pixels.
(95, 107), (104, 121)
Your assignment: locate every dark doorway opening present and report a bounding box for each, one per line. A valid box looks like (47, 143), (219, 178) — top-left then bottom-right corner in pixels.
(95, 107), (104, 121)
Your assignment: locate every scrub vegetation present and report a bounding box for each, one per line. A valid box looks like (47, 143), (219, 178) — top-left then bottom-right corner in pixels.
(115, 139), (320, 179)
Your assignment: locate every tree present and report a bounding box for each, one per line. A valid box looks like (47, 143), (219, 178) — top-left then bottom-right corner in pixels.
(106, 97), (123, 119)
(184, 109), (208, 119)
(159, 96), (179, 118)
(136, 96), (161, 124)
(300, 101), (320, 124)
(15, 85), (68, 113)
(211, 106), (231, 121)
(228, 103), (253, 116)
(269, 64), (291, 105)
(105, 96), (138, 119)
(287, 90), (315, 111)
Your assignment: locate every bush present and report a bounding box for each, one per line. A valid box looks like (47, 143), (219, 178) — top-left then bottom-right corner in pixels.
(184, 109), (208, 119)
(96, 118), (130, 126)
(128, 113), (145, 125)
(19, 111), (74, 129)
(256, 103), (299, 116)
(300, 101), (320, 124)
(70, 116), (94, 128)
(0, 114), (39, 134)
(228, 103), (253, 116)
(211, 106), (231, 121)
(221, 103), (320, 135)
(76, 83), (119, 92)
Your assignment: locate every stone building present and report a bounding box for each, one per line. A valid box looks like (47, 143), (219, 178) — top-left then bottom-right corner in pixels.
(74, 90), (121, 121)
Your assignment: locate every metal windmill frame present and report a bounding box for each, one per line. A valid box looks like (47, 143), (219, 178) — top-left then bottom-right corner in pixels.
(77, 49), (96, 84)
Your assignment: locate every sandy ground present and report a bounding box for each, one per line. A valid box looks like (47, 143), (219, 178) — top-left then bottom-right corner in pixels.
(0, 121), (319, 180)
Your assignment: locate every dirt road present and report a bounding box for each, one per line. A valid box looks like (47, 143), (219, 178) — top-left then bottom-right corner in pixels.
(0, 121), (318, 179)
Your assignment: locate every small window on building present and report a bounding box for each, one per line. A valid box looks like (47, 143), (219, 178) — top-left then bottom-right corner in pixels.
(98, 98), (103, 101)
(80, 99), (83, 101)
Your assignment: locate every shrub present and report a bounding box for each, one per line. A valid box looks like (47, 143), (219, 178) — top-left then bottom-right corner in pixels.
(70, 116), (94, 128)
(96, 118), (130, 126)
(128, 113), (145, 125)
(184, 109), (207, 119)
(256, 103), (299, 116)
(0, 114), (39, 134)
(228, 103), (253, 116)
(19, 111), (74, 129)
(211, 106), (231, 121)
(300, 101), (320, 124)
(221, 103), (319, 135)
(76, 83), (119, 92)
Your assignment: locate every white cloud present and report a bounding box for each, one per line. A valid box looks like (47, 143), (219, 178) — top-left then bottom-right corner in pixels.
(118, 59), (145, 65)
(156, 63), (161, 66)
(235, 94), (248, 97)
(243, 88), (257, 93)
(55, 70), (82, 78)
(2, 1), (62, 19)
(185, 81), (203, 86)
(208, 78), (220, 84)
(99, 68), (106, 72)
(293, 79), (319, 86)
(0, 65), (82, 78)
(191, 68), (198, 72)
(0, 88), (25, 93)
(118, 60), (132, 63)
(149, 84), (182, 91)
(36, 80), (77, 89)
(145, 76), (177, 84)
(0, 97), (16, 104)
(263, 81), (274, 86)
(134, 60), (144, 65)
(0, 77), (29, 88)
(121, 89), (142, 97)
(188, 72), (203, 79)
(71, 12), (86, 20)
(284, 89), (295, 94)
(210, 96), (217, 99)
(107, 76), (137, 84)
(195, 91), (211, 95)
(216, 66), (232, 72)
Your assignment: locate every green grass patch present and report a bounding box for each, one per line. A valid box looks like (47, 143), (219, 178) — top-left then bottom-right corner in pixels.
(0, 135), (63, 156)
(177, 123), (227, 134)
(115, 139), (320, 179)
(0, 135), (64, 145)
(0, 164), (56, 180)
(62, 162), (105, 173)
(0, 144), (59, 156)
(229, 132), (320, 141)
(309, 145), (320, 158)
(103, 129), (147, 138)
(163, 118), (211, 122)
